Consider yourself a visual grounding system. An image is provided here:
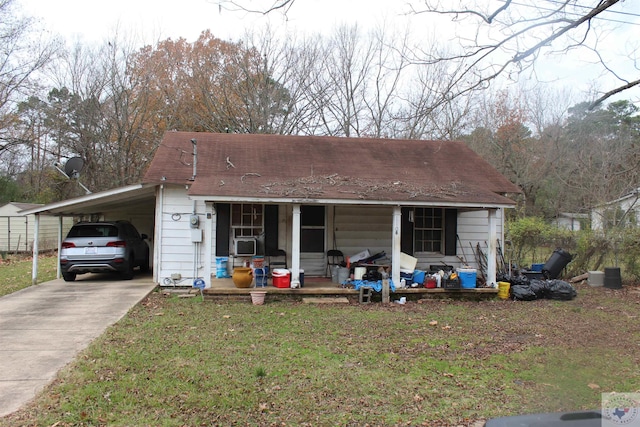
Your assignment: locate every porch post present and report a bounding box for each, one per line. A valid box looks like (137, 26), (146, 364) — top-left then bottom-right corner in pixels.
(291, 204), (301, 284)
(487, 209), (498, 288)
(391, 206), (401, 292)
(31, 213), (40, 285)
(203, 202), (213, 288)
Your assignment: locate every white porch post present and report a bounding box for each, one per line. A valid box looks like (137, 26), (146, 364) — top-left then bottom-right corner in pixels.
(487, 208), (498, 288)
(31, 213), (40, 285)
(291, 204), (301, 284)
(203, 202), (213, 288)
(391, 206), (401, 289)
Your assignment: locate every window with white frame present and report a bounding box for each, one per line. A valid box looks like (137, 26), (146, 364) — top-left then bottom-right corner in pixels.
(414, 207), (443, 253)
(231, 204), (263, 238)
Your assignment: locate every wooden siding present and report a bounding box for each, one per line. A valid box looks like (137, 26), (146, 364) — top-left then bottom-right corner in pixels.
(333, 205), (393, 262)
(156, 187), (506, 284)
(157, 186), (209, 285)
(453, 210), (504, 271)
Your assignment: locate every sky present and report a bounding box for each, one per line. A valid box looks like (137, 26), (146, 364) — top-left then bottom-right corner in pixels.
(20, 0), (410, 43)
(17, 0), (640, 104)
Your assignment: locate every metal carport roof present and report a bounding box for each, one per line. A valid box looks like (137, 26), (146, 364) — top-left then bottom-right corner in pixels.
(19, 184), (157, 217)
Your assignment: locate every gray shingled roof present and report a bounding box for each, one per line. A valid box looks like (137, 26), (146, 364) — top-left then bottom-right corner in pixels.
(143, 132), (521, 206)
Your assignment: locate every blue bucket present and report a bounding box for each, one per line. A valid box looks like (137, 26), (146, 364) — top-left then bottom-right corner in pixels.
(412, 270), (426, 285)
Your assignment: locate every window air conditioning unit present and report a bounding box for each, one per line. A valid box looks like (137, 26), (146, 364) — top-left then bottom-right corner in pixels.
(234, 237), (257, 257)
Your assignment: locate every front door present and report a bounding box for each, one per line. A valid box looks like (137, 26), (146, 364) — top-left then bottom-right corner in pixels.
(300, 205), (326, 276)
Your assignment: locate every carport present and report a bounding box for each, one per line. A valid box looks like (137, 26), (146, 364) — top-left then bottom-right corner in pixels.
(19, 184), (157, 284)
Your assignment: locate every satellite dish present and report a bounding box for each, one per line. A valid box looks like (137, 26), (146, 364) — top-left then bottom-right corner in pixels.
(64, 157), (84, 179)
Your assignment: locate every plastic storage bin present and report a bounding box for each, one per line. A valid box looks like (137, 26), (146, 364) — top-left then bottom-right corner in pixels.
(458, 268), (477, 288)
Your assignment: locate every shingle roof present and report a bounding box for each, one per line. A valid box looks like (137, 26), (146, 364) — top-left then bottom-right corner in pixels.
(143, 132), (521, 206)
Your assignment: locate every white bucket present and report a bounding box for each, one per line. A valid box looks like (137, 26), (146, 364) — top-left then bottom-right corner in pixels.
(354, 267), (366, 280)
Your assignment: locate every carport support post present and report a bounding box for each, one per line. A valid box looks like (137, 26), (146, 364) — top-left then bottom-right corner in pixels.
(487, 209), (498, 287)
(57, 215), (63, 279)
(31, 213), (40, 285)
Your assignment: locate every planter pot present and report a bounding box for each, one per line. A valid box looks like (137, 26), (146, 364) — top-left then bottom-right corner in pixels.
(232, 267), (253, 288)
(250, 291), (267, 305)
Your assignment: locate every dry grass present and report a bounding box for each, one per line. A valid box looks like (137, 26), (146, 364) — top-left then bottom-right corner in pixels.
(2, 281), (640, 426)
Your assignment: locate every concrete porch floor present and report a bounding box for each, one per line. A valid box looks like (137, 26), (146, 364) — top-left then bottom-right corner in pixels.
(200, 275), (498, 301)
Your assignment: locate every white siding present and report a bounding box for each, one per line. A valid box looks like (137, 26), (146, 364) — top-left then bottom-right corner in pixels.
(157, 186), (208, 286)
(333, 205), (393, 261)
(452, 209), (504, 271)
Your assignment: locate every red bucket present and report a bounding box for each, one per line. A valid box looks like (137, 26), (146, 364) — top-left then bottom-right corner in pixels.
(425, 277), (437, 288)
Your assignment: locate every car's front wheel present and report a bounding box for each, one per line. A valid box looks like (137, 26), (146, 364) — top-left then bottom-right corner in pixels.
(62, 272), (76, 282)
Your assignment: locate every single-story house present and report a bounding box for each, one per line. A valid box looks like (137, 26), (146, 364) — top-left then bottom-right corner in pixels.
(22, 132), (521, 288)
(554, 212), (588, 231)
(0, 202), (73, 254)
(591, 187), (640, 230)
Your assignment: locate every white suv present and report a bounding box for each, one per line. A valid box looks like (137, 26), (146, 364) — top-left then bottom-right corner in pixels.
(60, 221), (149, 281)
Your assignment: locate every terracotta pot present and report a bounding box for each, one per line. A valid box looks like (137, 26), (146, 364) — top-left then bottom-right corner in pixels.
(250, 291), (266, 305)
(232, 267), (253, 288)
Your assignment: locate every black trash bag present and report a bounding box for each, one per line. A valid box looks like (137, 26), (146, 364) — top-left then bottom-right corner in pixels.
(497, 272), (512, 283)
(511, 274), (531, 287)
(529, 279), (550, 299)
(547, 280), (577, 300)
(511, 285), (537, 301)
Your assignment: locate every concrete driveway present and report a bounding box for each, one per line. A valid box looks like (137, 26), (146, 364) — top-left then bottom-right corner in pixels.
(0, 274), (156, 417)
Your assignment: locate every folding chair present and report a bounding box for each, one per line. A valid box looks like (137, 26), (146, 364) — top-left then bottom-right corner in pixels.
(326, 249), (344, 277)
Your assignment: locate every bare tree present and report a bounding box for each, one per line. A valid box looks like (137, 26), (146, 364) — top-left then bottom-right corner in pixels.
(0, 0), (59, 157)
(216, 0), (639, 108)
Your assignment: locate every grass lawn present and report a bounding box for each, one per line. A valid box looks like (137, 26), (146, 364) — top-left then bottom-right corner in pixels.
(0, 255), (57, 297)
(1, 257), (639, 426)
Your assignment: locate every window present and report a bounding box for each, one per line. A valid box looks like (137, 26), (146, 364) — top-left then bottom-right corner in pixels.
(414, 208), (443, 253)
(231, 204), (263, 238)
(300, 205), (325, 253)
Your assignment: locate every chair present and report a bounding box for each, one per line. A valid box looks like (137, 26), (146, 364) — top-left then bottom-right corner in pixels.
(267, 249), (287, 271)
(326, 249), (344, 277)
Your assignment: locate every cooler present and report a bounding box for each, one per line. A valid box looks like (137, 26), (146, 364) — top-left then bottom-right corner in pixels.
(272, 268), (291, 288)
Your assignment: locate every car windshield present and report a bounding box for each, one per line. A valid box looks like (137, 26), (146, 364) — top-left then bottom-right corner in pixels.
(68, 225), (118, 238)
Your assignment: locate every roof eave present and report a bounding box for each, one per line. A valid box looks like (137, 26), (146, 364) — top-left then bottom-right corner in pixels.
(189, 194), (516, 209)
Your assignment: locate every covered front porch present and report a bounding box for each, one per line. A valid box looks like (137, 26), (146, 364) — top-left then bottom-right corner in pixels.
(199, 275), (499, 302)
